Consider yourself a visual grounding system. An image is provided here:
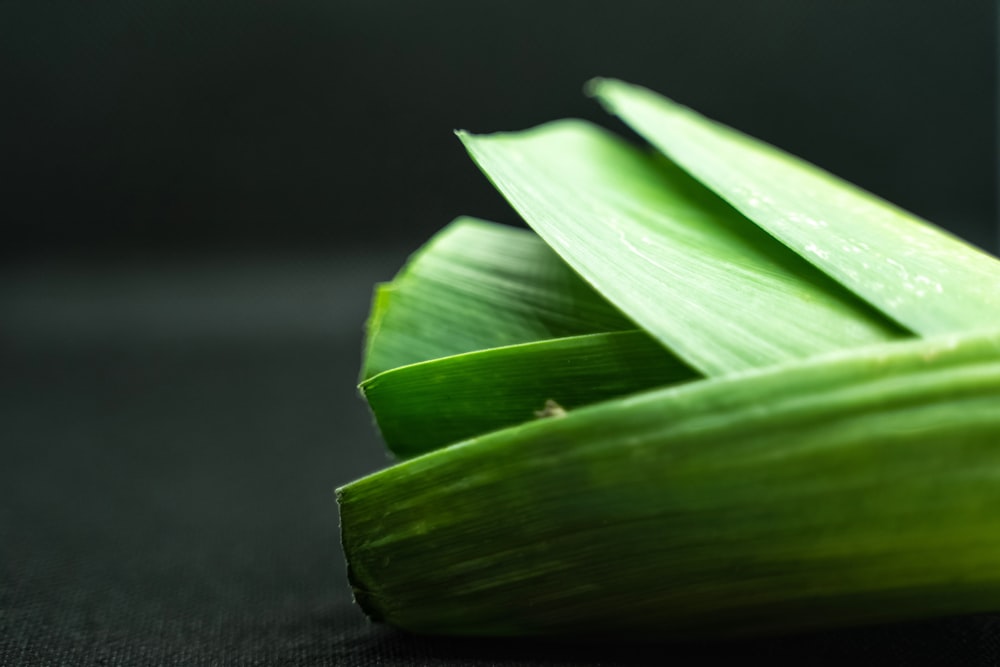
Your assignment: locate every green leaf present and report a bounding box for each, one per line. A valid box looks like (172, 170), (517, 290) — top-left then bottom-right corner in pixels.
(362, 330), (697, 458)
(361, 217), (697, 458)
(340, 329), (1000, 638)
(345, 79), (1000, 640)
(590, 78), (1000, 336)
(458, 121), (904, 376)
(361, 216), (635, 379)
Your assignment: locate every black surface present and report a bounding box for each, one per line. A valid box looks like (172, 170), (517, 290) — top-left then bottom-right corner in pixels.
(5, 258), (1000, 665)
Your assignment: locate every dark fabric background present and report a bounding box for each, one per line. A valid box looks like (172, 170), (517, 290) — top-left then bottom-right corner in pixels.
(3, 0), (1000, 664)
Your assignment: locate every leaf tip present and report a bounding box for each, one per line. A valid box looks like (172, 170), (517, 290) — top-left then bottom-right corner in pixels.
(584, 77), (616, 110)
(582, 76), (605, 96)
(584, 76), (627, 99)
(454, 128), (484, 155)
(584, 75), (622, 95)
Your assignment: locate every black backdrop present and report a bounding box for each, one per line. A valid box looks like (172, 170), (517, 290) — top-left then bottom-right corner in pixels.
(3, 1), (1000, 665)
(3, 0), (996, 257)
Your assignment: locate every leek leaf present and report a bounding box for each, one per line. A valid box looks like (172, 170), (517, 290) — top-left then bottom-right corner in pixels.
(362, 330), (697, 458)
(344, 80), (1000, 639)
(459, 121), (904, 376)
(341, 329), (1000, 638)
(362, 216), (635, 379)
(590, 78), (1000, 335)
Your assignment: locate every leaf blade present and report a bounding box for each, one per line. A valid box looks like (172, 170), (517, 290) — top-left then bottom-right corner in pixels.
(590, 78), (1000, 335)
(341, 330), (1000, 638)
(362, 216), (635, 379)
(459, 121), (904, 376)
(362, 330), (698, 458)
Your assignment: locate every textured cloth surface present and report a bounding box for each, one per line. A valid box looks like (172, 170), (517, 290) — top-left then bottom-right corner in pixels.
(3, 261), (1000, 666)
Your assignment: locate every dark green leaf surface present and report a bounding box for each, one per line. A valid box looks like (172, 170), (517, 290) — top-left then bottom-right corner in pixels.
(362, 330), (698, 458)
(590, 78), (1000, 336)
(459, 121), (904, 376)
(362, 217), (635, 379)
(341, 330), (1000, 638)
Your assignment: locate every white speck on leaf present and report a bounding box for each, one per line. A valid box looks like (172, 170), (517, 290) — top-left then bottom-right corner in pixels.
(534, 399), (567, 419)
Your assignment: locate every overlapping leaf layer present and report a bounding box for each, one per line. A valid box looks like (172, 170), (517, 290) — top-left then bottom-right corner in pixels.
(343, 80), (1000, 638)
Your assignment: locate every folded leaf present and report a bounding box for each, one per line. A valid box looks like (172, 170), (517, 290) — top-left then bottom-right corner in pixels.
(362, 217), (635, 379)
(362, 330), (697, 458)
(340, 330), (1000, 638)
(459, 121), (904, 376)
(590, 78), (1000, 335)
